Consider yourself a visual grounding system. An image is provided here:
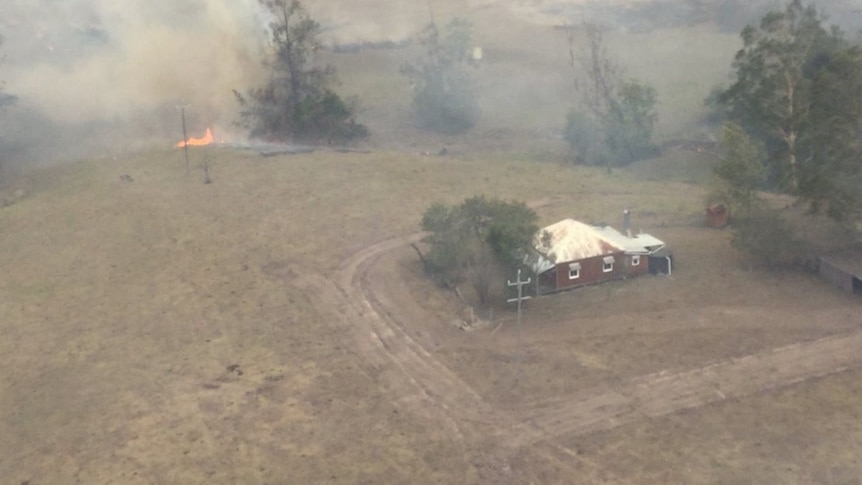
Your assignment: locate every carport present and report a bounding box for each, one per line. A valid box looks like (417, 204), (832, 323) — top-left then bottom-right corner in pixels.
(818, 244), (862, 296)
(648, 247), (673, 275)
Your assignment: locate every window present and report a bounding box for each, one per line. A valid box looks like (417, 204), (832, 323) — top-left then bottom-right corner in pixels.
(602, 256), (615, 273)
(631, 255), (640, 267)
(568, 262), (581, 279)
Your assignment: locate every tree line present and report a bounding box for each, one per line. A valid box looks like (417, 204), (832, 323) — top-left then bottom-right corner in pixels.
(711, 0), (862, 267)
(238, 1), (661, 165)
(234, 0), (478, 145)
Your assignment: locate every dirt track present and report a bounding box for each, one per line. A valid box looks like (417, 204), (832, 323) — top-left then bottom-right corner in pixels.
(291, 235), (526, 443)
(291, 231), (862, 470)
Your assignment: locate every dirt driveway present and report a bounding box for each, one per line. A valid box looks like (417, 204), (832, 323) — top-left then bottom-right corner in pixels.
(285, 225), (862, 479)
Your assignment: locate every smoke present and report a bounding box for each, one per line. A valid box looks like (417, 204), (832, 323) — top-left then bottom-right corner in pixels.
(1, 0), (271, 153)
(7, 0), (855, 164)
(8, 0), (267, 121)
(0, 0), (434, 163)
(305, 3), (426, 46)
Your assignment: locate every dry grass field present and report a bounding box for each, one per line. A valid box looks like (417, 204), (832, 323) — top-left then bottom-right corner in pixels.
(2, 1), (862, 484)
(1, 145), (860, 484)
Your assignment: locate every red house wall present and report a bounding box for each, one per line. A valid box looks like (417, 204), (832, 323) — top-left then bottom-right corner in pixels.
(552, 252), (647, 290)
(553, 251), (622, 290)
(625, 254), (649, 277)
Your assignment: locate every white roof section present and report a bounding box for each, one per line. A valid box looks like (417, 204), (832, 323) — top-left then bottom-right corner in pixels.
(535, 219), (624, 264)
(595, 226), (666, 254)
(529, 219), (666, 274)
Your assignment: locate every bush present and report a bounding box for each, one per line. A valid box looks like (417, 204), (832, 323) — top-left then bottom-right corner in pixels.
(563, 110), (609, 165)
(293, 90), (369, 143)
(731, 207), (812, 270)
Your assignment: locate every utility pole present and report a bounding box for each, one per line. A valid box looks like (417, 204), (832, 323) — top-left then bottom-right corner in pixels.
(202, 149), (212, 185)
(507, 268), (531, 383)
(177, 103), (190, 175)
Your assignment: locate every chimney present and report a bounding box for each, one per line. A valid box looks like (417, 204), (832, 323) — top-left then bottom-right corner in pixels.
(623, 208), (632, 238)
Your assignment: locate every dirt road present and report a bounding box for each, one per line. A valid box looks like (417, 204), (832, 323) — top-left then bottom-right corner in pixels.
(290, 230), (862, 469)
(513, 330), (862, 445)
(291, 235), (531, 444)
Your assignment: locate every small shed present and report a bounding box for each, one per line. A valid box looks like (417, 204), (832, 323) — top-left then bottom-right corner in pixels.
(819, 244), (862, 295)
(705, 203), (730, 228)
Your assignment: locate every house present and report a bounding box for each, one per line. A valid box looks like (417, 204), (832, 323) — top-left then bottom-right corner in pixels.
(818, 244), (862, 295)
(529, 219), (669, 293)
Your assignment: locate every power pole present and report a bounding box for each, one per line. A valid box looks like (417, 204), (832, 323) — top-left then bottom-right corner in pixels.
(177, 104), (191, 175)
(507, 269), (531, 383)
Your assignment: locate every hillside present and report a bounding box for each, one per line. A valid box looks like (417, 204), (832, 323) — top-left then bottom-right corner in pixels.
(2, 2), (862, 484)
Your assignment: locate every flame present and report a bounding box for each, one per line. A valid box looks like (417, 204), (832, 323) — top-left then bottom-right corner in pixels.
(176, 128), (213, 148)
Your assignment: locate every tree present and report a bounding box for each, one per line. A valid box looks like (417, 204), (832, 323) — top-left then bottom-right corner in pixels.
(702, 84), (730, 126)
(569, 25), (621, 126)
(800, 46), (862, 220)
(712, 125), (811, 269)
(712, 122), (767, 216)
(564, 24), (658, 166)
(604, 81), (659, 163)
(718, 0), (841, 191)
(713, 2), (862, 268)
(235, 0), (367, 144)
(402, 18), (479, 134)
(420, 196), (538, 305)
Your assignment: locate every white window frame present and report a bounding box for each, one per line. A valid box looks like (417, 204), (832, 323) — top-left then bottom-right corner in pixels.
(568, 262), (581, 280)
(631, 255), (640, 267)
(602, 256), (615, 273)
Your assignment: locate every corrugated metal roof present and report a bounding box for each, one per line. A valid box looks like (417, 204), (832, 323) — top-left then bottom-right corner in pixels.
(632, 233), (666, 250)
(535, 219), (623, 264)
(596, 226), (666, 253)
